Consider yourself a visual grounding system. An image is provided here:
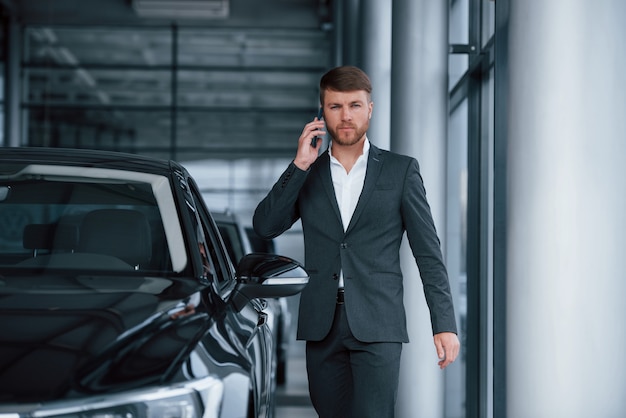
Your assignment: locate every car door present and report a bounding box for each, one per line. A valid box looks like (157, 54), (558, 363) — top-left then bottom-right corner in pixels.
(184, 174), (275, 418)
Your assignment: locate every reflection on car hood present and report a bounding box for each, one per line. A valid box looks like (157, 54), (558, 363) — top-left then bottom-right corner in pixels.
(0, 273), (212, 403)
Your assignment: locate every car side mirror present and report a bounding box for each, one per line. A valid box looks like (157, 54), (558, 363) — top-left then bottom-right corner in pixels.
(230, 253), (309, 312)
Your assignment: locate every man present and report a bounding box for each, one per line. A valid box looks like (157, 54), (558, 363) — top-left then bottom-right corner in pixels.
(253, 66), (459, 418)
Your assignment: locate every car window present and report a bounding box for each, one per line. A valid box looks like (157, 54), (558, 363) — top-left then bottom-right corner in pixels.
(0, 168), (177, 273)
(216, 222), (245, 265)
(187, 181), (234, 293)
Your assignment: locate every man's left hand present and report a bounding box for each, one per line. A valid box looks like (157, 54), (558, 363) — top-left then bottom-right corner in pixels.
(433, 332), (460, 370)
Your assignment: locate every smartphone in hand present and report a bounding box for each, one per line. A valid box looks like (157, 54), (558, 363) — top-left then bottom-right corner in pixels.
(310, 107), (324, 147)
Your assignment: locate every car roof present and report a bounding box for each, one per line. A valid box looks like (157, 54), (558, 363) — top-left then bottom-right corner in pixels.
(0, 147), (179, 177)
(211, 210), (239, 224)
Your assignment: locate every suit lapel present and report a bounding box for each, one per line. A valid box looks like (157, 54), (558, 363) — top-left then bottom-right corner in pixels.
(315, 151), (343, 227)
(345, 144), (384, 234)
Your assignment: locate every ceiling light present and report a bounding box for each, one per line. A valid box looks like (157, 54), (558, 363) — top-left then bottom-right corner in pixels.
(131, 0), (229, 19)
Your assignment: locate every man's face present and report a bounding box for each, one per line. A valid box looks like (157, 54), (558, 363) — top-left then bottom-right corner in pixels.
(322, 89), (373, 147)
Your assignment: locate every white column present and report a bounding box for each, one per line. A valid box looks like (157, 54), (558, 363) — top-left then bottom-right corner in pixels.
(506, 1), (626, 417)
(390, 0), (449, 416)
(360, 0), (392, 150)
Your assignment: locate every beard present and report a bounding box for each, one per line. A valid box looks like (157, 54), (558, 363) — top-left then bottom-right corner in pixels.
(327, 122), (369, 146)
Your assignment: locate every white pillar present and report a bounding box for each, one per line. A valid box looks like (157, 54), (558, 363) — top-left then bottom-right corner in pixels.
(506, 1), (626, 417)
(390, 0), (449, 416)
(360, 0), (392, 150)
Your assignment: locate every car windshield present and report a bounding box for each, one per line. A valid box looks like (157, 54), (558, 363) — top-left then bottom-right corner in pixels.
(0, 164), (183, 273)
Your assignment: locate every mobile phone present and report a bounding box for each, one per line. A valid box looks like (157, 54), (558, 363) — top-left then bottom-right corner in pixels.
(310, 107), (324, 147)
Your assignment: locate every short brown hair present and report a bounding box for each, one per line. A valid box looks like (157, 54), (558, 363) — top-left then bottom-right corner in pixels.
(319, 66), (372, 104)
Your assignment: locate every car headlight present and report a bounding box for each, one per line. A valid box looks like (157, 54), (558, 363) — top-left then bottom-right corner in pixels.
(0, 375), (224, 418)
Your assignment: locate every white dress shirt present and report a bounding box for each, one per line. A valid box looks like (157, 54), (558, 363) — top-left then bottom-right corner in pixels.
(329, 138), (370, 288)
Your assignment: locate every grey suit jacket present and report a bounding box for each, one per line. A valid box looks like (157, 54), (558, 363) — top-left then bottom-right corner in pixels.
(253, 144), (457, 343)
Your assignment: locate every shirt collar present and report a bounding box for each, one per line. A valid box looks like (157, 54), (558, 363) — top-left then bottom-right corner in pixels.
(329, 137), (370, 162)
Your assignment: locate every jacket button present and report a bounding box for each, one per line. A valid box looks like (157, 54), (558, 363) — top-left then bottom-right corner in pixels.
(340, 243), (347, 249)
(332, 273), (338, 280)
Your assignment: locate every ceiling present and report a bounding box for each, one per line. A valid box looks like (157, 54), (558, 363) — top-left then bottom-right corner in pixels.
(12, 0), (331, 29)
(7, 0), (335, 161)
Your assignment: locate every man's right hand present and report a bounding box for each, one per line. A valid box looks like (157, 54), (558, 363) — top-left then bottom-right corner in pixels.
(293, 116), (326, 171)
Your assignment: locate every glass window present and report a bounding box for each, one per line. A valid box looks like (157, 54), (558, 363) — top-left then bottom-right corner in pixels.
(482, 0), (496, 47)
(449, 0), (470, 88)
(0, 15), (5, 146)
(177, 28), (330, 68)
(25, 67), (172, 107)
(447, 1), (496, 416)
(20, 24), (327, 160)
(449, 0), (469, 45)
(24, 107), (171, 153)
(188, 180), (233, 292)
(0, 174), (172, 273)
(445, 97), (468, 418)
(23, 26), (173, 153)
(25, 27), (172, 66)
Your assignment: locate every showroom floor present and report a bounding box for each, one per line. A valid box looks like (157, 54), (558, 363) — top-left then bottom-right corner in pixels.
(275, 341), (317, 418)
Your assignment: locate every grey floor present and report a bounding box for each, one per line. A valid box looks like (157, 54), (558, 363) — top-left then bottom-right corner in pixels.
(275, 341), (317, 418)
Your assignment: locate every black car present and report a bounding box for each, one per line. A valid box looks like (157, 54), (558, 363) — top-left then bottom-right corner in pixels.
(212, 211), (291, 386)
(0, 147), (308, 417)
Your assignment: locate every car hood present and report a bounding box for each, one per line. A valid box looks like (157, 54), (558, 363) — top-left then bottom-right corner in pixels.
(0, 272), (213, 403)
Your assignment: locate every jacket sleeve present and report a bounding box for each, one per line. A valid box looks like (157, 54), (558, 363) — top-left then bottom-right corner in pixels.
(253, 161), (309, 239)
(401, 158), (458, 335)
